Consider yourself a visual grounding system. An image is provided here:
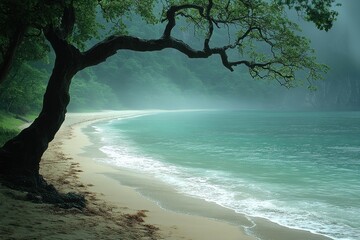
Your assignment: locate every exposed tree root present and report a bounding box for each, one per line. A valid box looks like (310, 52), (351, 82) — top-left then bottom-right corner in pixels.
(0, 174), (86, 210)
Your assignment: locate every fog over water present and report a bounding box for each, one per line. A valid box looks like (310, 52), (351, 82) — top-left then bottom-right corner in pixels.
(297, 1), (360, 110)
(71, 1), (359, 111)
(85, 3), (360, 239)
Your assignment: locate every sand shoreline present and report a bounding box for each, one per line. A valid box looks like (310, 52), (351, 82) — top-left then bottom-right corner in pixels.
(1, 110), (333, 240)
(59, 110), (254, 240)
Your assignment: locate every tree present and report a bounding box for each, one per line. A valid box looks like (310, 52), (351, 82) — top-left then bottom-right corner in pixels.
(0, 0), (50, 85)
(0, 0), (339, 191)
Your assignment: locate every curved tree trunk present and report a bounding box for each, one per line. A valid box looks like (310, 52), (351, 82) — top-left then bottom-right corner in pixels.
(0, 1), (252, 188)
(0, 31), (80, 187)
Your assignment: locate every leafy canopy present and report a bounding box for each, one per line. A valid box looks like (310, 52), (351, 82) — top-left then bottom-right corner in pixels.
(0, 0), (340, 89)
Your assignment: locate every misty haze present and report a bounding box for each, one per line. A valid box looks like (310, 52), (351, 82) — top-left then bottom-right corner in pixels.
(67, 1), (359, 111)
(0, 1), (359, 240)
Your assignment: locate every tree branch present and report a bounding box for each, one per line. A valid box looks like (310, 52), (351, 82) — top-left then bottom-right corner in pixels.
(44, 27), (82, 70)
(80, 33), (276, 74)
(203, 0), (214, 52)
(162, 4), (205, 38)
(81, 36), (209, 69)
(57, 1), (75, 39)
(78, 0), (323, 87)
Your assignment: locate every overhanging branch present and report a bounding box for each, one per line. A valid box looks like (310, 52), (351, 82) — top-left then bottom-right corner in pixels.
(80, 33), (275, 73)
(78, 1), (309, 85)
(80, 36), (210, 69)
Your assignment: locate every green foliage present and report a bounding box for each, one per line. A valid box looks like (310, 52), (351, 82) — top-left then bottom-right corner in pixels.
(99, 0), (158, 24)
(0, 0), (342, 112)
(0, 127), (18, 146)
(0, 63), (48, 114)
(0, 0), (52, 86)
(0, 110), (37, 145)
(16, 35), (50, 63)
(70, 0), (101, 49)
(0, 110), (23, 145)
(276, 0), (340, 31)
(68, 70), (120, 111)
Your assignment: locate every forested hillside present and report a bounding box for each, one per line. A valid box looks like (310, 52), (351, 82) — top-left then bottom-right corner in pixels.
(1, 2), (358, 115)
(0, 15), (288, 114)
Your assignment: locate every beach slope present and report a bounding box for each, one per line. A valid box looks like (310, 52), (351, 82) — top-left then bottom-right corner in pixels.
(0, 110), (252, 240)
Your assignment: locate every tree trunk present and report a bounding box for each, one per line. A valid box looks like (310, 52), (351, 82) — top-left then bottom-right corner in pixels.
(0, 32), (80, 187)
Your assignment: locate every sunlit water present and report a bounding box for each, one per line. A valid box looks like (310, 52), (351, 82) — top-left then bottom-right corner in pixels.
(90, 111), (360, 240)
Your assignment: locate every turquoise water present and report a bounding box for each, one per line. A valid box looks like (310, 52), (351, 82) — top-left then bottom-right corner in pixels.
(92, 111), (360, 240)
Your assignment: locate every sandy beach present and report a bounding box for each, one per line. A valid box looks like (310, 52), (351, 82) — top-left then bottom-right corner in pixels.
(0, 110), (334, 240)
(0, 110), (253, 240)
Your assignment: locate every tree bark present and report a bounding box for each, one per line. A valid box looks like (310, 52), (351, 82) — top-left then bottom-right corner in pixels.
(0, 29), (80, 186)
(0, 30), (225, 186)
(0, 2), (306, 187)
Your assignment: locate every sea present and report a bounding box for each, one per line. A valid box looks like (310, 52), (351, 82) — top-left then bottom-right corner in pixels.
(87, 110), (360, 240)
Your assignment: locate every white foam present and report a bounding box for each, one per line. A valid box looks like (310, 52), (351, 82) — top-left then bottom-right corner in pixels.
(93, 122), (360, 240)
(328, 146), (360, 152)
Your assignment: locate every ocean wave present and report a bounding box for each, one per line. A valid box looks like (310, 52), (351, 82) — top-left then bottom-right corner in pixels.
(90, 111), (360, 240)
(97, 143), (359, 240)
